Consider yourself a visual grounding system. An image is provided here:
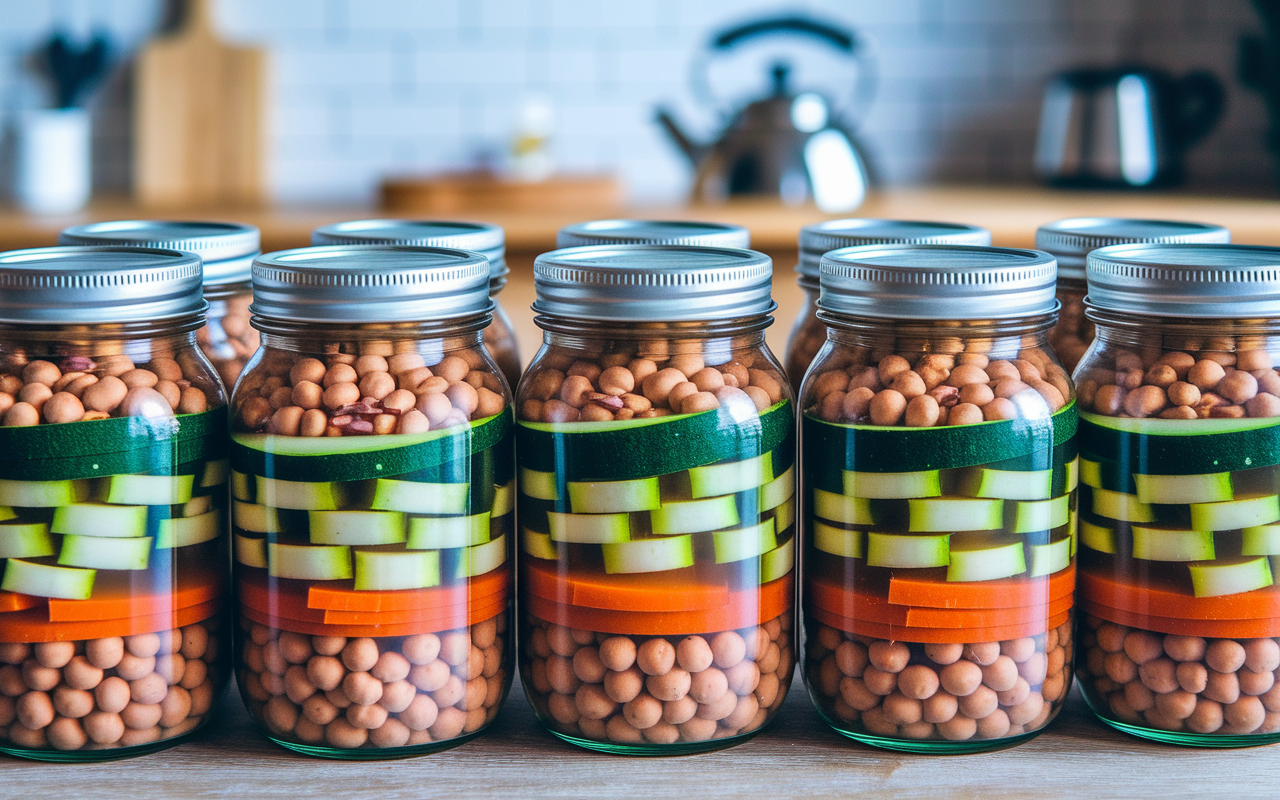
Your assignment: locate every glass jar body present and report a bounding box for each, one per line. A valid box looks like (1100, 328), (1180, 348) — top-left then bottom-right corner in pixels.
(1048, 277), (1092, 375)
(0, 322), (230, 761)
(799, 316), (1077, 753)
(487, 284), (521, 392)
(229, 320), (515, 758)
(515, 318), (796, 754)
(1074, 313), (1280, 746)
(199, 282), (258, 389)
(784, 281), (823, 388)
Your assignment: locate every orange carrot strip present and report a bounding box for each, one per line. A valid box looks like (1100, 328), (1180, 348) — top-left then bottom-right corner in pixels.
(809, 605), (1070, 644)
(1078, 599), (1280, 639)
(47, 571), (222, 622)
(0, 598), (220, 644)
(322, 590), (510, 626)
(1078, 571), (1280, 621)
(522, 559), (733, 612)
(886, 564), (1075, 610)
(306, 567), (510, 612)
(904, 594), (1074, 629)
(241, 595), (507, 638)
(0, 591), (42, 614)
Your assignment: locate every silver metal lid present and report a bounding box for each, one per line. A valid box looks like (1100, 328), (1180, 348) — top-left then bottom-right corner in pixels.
(1036, 217), (1230, 281)
(251, 246), (493, 324)
(310, 219), (508, 281)
(533, 245), (775, 322)
(556, 219), (751, 249)
(1086, 244), (1280, 318)
(57, 220), (260, 286)
(798, 219), (991, 280)
(0, 246), (205, 325)
(819, 244), (1058, 320)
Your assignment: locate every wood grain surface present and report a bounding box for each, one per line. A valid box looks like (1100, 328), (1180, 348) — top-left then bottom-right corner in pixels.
(2, 675), (1276, 799)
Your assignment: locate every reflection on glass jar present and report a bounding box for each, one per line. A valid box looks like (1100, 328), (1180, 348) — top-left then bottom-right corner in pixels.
(799, 243), (1076, 753)
(1075, 243), (1280, 746)
(0, 246), (230, 761)
(517, 244), (795, 754)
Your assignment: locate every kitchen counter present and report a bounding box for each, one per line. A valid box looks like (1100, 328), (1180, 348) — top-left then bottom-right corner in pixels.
(2, 676), (1276, 798)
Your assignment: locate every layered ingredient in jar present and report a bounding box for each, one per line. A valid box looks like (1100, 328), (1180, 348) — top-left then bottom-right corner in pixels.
(803, 344), (1077, 746)
(0, 351), (228, 754)
(199, 291), (259, 389)
(1076, 342), (1280, 737)
(230, 342), (513, 752)
(517, 344), (795, 748)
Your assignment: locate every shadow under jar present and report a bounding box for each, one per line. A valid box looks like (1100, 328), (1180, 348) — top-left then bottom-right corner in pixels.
(517, 244), (796, 754)
(800, 244), (1077, 753)
(0, 246), (230, 761)
(784, 220), (991, 388)
(59, 220), (263, 390)
(229, 245), (515, 758)
(1034, 217), (1229, 375)
(1074, 243), (1280, 747)
(311, 220), (523, 393)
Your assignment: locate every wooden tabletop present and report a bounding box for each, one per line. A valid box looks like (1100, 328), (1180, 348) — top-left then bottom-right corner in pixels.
(2, 675), (1276, 797)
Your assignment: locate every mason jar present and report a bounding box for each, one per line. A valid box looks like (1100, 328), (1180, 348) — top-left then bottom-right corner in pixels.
(1035, 218), (1229, 374)
(58, 220), (262, 389)
(311, 220), (522, 392)
(785, 220), (992, 387)
(800, 244), (1077, 753)
(1075, 243), (1280, 746)
(556, 219), (750, 249)
(0, 246), (229, 761)
(517, 245), (795, 754)
(229, 245), (515, 758)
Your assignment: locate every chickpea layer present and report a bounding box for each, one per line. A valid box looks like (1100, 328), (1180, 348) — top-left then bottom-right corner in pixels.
(1047, 287), (1093, 375)
(199, 292), (259, 388)
(523, 613), (792, 746)
(235, 345), (506, 436)
(1077, 345), (1280, 420)
(239, 615), (509, 749)
(0, 353), (211, 427)
(807, 618), (1073, 742)
(785, 311), (826, 389)
(0, 618), (224, 752)
(1078, 616), (1280, 736)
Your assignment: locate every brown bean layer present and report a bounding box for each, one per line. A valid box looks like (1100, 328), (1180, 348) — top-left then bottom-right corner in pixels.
(199, 292), (260, 389)
(1047, 287), (1092, 375)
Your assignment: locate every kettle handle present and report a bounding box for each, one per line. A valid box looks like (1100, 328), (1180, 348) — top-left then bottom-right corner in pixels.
(711, 16), (859, 53)
(1170, 71), (1226, 150)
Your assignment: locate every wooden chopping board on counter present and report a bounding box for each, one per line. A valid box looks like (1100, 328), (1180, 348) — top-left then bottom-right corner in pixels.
(381, 172), (622, 214)
(133, 0), (267, 207)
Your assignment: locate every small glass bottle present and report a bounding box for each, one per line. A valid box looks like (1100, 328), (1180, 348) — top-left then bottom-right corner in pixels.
(230, 245), (514, 758)
(800, 244), (1076, 753)
(785, 220), (991, 387)
(0, 246), (229, 761)
(58, 220), (262, 389)
(556, 219), (750, 249)
(1035, 218), (1229, 374)
(311, 220), (522, 392)
(1075, 243), (1280, 747)
(517, 244), (795, 754)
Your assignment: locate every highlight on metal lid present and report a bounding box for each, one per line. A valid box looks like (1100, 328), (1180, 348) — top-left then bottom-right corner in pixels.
(818, 244), (1058, 320)
(556, 219), (751, 249)
(57, 220), (261, 286)
(310, 219), (508, 280)
(1035, 217), (1230, 281)
(0, 246), (205, 324)
(532, 244), (775, 322)
(798, 218), (992, 279)
(250, 245), (493, 324)
(1086, 243), (1280, 318)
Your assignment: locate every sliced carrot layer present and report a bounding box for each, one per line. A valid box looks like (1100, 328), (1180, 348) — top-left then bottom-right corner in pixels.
(522, 560), (734, 612)
(239, 571), (325, 624)
(1079, 571), (1280, 621)
(322, 592), (509, 626)
(886, 564), (1076, 610)
(1079, 599), (1280, 639)
(525, 575), (793, 636)
(0, 591), (42, 614)
(241, 595), (506, 638)
(46, 571), (223, 623)
(0, 598), (221, 644)
(808, 576), (1073, 630)
(809, 606), (1070, 644)
(306, 567), (510, 612)
(905, 594), (1073, 629)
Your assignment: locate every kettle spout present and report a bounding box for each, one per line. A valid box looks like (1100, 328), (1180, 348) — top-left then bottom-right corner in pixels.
(654, 106), (708, 165)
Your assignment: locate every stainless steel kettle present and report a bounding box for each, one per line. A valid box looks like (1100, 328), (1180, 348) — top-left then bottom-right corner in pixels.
(656, 16), (875, 212)
(1035, 67), (1224, 187)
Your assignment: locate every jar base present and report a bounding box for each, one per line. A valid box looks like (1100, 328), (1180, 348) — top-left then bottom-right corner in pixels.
(547, 726), (765, 756)
(264, 729), (483, 760)
(824, 723), (1043, 755)
(1082, 694), (1280, 749)
(0, 728), (203, 762)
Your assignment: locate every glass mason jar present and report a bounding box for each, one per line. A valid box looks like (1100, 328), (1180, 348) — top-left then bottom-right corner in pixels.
(556, 219), (750, 250)
(1035, 218), (1229, 375)
(800, 244), (1077, 753)
(517, 245), (795, 754)
(0, 246), (230, 761)
(311, 220), (522, 392)
(58, 221), (262, 390)
(785, 220), (991, 388)
(1075, 243), (1280, 747)
(229, 245), (514, 758)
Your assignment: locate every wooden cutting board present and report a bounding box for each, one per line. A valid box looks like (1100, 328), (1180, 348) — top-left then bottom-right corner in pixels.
(133, 0), (266, 207)
(381, 172), (622, 214)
